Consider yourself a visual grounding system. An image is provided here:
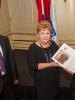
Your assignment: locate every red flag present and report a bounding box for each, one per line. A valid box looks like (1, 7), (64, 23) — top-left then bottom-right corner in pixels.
(36, 0), (42, 22)
(36, 0), (51, 22)
(0, 0), (1, 7)
(43, 0), (51, 21)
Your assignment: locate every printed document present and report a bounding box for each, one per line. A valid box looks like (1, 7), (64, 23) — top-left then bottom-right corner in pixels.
(52, 43), (75, 73)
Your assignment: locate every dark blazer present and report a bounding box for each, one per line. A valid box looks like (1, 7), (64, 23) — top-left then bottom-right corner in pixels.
(0, 71), (3, 94)
(0, 35), (19, 93)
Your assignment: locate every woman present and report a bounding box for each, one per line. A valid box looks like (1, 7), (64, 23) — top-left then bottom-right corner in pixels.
(28, 20), (60, 100)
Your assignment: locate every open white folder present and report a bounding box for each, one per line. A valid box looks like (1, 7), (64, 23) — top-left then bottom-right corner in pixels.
(52, 43), (75, 73)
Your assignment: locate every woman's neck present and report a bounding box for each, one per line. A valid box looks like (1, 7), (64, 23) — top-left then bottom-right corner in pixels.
(38, 41), (51, 48)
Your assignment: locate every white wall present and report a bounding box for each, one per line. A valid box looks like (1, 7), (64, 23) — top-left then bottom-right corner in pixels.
(56, 0), (75, 44)
(7, 0), (75, 44)
(0, 0), (10, 35)
(7, 0), (38, 33)
(0, 0), (75, 49)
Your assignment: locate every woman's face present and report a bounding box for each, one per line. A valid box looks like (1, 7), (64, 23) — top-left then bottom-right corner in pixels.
(37, 28), (51, 44)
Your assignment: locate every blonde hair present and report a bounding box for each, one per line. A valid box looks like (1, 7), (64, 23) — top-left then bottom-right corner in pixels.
(37, 20), (51, 33)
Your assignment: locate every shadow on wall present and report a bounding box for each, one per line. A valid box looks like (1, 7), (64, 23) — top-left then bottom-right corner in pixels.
(13, 49), (34, 86)
(13, 49), (37, 100)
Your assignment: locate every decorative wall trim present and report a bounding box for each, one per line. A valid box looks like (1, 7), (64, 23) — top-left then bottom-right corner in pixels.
(6, 33), (37, 49)
(6, 33), (75, 49)
(59, 39), (75, 45)
(0, 31), (11, 36)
